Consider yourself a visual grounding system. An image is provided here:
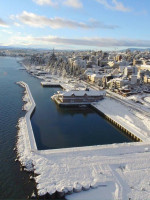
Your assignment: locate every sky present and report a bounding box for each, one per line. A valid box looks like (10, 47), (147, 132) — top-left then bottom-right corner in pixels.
(0, 0), (150, 50)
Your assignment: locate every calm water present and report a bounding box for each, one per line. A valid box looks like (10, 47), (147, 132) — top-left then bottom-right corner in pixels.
(0, 57), (131, 199)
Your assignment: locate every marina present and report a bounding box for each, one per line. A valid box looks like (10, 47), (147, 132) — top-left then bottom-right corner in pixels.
(0, 57), (132, 199)
(1, 56), (150, 199)
(1, 0), (150, 199)
(16, 82), (150, 199)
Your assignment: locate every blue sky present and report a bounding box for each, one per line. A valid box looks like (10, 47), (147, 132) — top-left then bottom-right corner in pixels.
(0, 0), (150, 50)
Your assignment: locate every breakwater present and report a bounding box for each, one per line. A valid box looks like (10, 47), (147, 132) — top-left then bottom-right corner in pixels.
(17, 81), (37, 151)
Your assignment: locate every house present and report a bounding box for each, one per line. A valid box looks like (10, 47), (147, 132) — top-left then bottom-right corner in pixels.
(54, 90), (105, 104)
(108, 78), (129, 89)
(144, 75), (150, 83)
(89, 74), (103, 83)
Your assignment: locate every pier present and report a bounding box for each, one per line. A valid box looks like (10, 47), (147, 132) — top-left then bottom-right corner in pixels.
(41, 81), (62, 88)
(17, 81), (37, 151)
(41, 81), (76, 91)
(16, 81), (150, 199)
(91, 104), (142, 142)
(91, 96), (150, 143)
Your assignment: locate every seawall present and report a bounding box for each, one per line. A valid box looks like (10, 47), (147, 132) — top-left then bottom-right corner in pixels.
(17, 81), (37, 151)
(91, 104), (142, 142)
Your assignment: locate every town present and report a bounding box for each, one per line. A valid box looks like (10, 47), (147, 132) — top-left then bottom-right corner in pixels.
(2, 48), (150, 96)
(1, 48), (150, 199)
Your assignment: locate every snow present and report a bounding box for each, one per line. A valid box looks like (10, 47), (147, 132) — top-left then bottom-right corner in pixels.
(17, 120), (150, 200)
(41, 81), (60, 86)
(60, 90), (105, 97)
(16, 117), (34, 171)
(22, 92), (32, 111)
(107, 90), (150, 116)
(66, 182), (116, 200)
(16, 81), (150, 200)
(93, 97), (150, 142)
(145, 97), (150, 103)
(17, 81), (37, 151)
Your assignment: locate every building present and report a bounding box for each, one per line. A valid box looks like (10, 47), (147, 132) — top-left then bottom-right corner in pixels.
(133, 59), (143, 66)
(130, 75), (137, 85)
(109, 78), (129, 89)
(124, 66), (133, 77)
(144, 75), (150, 83)
(54, 90), (105, 104)
(107, 61), (119, 68)
(115, 55), (122, 62)
(140, 65), (150, 71)
(89, 74), (103, 83)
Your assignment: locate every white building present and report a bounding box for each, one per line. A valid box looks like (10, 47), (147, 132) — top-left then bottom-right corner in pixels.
(89, 74), (103, 83)
(140, 65), (150, 71)
(124, 66), (133, 76)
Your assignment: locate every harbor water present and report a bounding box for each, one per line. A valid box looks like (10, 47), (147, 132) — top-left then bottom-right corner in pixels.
(0, 57), (131, 199)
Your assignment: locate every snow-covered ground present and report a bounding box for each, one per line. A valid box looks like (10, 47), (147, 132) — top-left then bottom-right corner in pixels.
(107, 90), (150, 115)
(145, 97), (150, 104)
(127, 93), (150, 109)
(17, 114), (150, 200)
(22, 91), (32, 111)
(93, 97), (150, 142)
(17, 81), (37, 151)
(16, 81), (150, 200)
(26, 65), (88, 92)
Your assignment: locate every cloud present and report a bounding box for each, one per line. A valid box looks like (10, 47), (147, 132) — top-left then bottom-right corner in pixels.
(1, 29), (13, 34)
(5, 34), (150, 48)
(96, 0), (131, 12)
(35, 36), (150, 47)
(14, 11), (118, 30)
(0, 18), (9, 27)
(32, 0), (58, 6)
(33, 0), (83, 8)
(7, 35), (35, 46)
(63, 0), (83, 8)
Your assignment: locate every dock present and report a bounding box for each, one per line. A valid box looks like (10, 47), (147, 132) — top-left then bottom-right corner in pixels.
(41, 81), (62, 88)
(17, 82), (150, 199)
(91, 104), (142, 142)
(91, 96), (150, 143)
(17, 81), (37, 151)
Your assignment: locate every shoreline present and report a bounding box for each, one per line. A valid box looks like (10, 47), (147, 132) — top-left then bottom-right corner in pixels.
(17, 81), (37, 151)
(15, 63), (150, 200)
(23, 62), (145, 142)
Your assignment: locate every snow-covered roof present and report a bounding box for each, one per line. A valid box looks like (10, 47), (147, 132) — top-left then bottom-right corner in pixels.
(141, 65), (150, 69)
(91, 74), (103, 78)
(60, 90), (105, 97)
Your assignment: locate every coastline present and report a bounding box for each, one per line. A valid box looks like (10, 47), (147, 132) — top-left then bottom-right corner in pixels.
(14, 62), (150, 200)
(15, 78), (150, 200)
(23, 62), (150, 142)
(17, 81), (37, 151)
